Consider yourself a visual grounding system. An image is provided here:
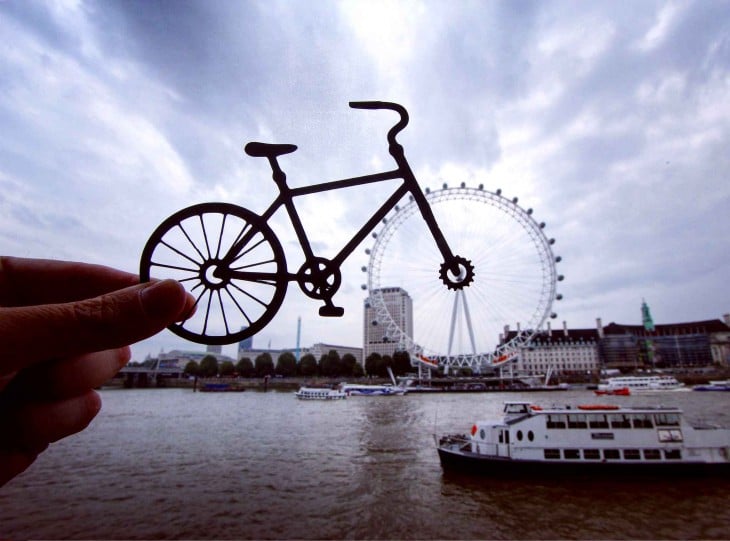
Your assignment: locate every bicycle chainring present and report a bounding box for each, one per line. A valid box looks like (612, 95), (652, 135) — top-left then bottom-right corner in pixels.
(297, 257), (342, 300)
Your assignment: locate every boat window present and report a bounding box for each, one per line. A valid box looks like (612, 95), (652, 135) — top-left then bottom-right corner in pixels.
(588, 415), (609, 429)
(544, 449), (560, 459)
(516, 430), (523, 441)
(479, 429), (486, 440)
(583, 449), (600, 460)
(567, 414), (588, 429)
(632, 414), (654, 429)
(528, 431), (534, 442)
(563, 449), (580, 460)
(623, 449), (641, 460)
(603, 449), (620, 460)
(664, 449), (682, 460)
(643, 449), (661, 460)
(657, 429), (683, 442)
(609, 414), (631, 429)
(505, 403), (530, 414)
(547, 414), (567, 429)
(655, 413), (680, 426)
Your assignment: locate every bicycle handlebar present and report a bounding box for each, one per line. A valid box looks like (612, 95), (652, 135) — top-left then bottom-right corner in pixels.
(349, 101), (409, 147)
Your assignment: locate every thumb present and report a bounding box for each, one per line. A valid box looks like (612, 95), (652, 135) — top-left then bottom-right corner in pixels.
(0, 279), (193, 374)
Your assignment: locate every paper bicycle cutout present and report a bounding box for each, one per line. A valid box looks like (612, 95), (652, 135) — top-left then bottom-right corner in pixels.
(140, 102), (472, 345)
(140, 101), (559, 347)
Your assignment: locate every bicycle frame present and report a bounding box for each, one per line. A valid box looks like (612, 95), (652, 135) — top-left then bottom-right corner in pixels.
(222, 102), (456, 285)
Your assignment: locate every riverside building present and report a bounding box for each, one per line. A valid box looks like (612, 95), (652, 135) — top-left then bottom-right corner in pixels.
(501, 310), (730, 377)
(363, 287), (413, 360)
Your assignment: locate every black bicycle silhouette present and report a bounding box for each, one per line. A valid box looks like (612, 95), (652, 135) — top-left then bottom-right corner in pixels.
(140, 102), (474, 345)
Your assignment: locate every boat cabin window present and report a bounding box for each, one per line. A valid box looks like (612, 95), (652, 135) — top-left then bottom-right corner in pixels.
(608, 414), (632, 429)
(632, 414), (654, 429)
(567, 414), (588, 429)
(603, 449), (620, 460)
(504, 403), (530, 414)
(657, 429), (683, 442)
(563, 449), (580, 460)
(588, 415), (609, 429)
(583, 449), (600, 460)
(623, 449), (641, 460)
(546, 414), (567, 429)
(528, 431), (534, 442)
(544, 449), (560, 459)
(516, 430), (523, 441)
(643, 449), (661, 460)
(664, 449), (682, 460)
(654, 413), (680, 426)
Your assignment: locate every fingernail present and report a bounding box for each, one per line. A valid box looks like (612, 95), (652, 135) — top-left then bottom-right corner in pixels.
(139, 280), (185, 322)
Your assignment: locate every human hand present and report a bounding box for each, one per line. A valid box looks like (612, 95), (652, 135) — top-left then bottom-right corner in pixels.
(0, 256), (195, 487)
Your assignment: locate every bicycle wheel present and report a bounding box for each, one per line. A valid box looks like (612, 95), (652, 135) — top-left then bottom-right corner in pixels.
(140, 202), (287, 345)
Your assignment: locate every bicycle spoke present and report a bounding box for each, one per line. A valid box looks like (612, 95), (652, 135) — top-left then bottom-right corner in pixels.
(176, 222), (206, 263)
(160, 238), (204, 268)
(230, 222), (252, 252)
(235, 236), (267, 260)
(215, 213), (228, 259)
(198, 214), (212, 260)
(223, 286), (254, 326)
(201, 290), (213, 336)
(150, 260), (200, 274)
(232, 257), (278, 271)
(216, 289), (230, 335)
(229, 280), (272, 308)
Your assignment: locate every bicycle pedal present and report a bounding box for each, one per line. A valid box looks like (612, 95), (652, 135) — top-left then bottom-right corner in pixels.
(319, 305), (345, 317)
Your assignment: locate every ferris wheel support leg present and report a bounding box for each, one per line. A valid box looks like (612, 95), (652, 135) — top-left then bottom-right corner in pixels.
(460, 290), (478, 355)
(447, 291), (461, 359)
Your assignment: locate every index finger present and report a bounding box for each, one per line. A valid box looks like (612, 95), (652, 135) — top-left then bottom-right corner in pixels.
(0, 257), (139, 307)
(0, 279), (194, 373)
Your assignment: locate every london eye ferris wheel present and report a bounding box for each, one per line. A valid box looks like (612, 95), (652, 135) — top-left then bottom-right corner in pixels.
(365, 184), (563, 373)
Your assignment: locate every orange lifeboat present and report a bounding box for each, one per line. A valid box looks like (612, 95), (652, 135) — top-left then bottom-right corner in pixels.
(578, 404), (620, 411)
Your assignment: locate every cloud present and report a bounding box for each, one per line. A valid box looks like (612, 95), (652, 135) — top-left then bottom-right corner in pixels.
(1, 0), (729, 361)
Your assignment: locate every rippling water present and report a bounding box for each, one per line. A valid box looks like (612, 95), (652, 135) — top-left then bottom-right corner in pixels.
(1, 388), (729, 539)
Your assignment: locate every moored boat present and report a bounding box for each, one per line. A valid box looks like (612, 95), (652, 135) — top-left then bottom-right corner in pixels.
(294, 387), (347, 400)
(597, 375), (684, 393)
(198, 382), (246, 392)
(340, 383), (406, 396)
(693, 380), (730, 392)
(437, 401), (730, 476)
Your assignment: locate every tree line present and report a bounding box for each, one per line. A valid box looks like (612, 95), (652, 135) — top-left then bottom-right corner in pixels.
(181, 350), (413, 379)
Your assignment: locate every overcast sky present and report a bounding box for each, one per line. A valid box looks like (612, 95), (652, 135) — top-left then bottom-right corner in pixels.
(2, 0), (729, 361)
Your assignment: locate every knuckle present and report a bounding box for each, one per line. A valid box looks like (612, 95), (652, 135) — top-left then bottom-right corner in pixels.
(71, 294), (122, 333)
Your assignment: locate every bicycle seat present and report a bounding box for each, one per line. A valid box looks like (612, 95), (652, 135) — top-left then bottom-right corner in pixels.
(245, 142), (298, 158)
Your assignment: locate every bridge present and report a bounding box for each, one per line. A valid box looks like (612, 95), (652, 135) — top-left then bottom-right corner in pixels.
(111, 366), (186, 388)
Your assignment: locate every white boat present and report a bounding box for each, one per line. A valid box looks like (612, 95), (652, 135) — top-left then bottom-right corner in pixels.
(294, 387), (347, 400)
(437, 401), (730, 476)
(340, 367), (407, 396)
(597, 375), (685, 393)
(340, 383), (406, 396)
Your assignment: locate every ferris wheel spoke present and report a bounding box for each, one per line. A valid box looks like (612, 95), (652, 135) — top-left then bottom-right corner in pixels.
(367, 186), (560, 372)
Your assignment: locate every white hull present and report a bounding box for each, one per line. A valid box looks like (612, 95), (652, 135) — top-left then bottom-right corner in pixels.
(437, 401), (730, 476)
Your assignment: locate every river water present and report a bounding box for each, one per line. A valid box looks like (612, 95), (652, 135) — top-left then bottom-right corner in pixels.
(1, 388), (729, 539)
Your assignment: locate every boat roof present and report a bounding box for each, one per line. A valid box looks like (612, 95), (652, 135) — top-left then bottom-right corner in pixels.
(503, 401), (682, 414)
